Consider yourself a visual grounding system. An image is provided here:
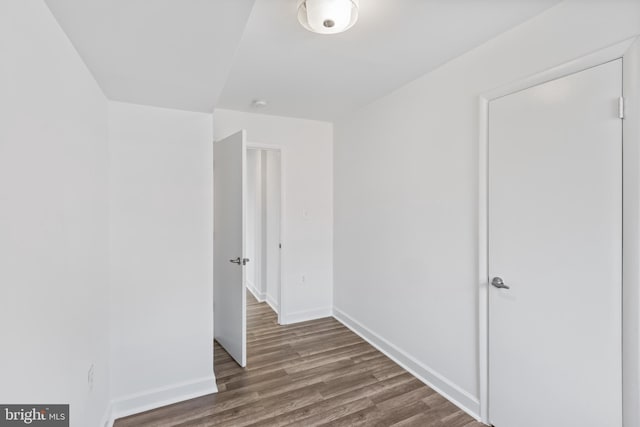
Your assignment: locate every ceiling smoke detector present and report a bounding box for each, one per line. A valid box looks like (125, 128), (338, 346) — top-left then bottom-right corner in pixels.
(297, 0), (359, 35)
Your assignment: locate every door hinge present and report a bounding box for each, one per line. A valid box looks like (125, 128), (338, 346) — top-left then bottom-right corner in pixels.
(279, 243), (282, 249)
(619, 96), (625, 119)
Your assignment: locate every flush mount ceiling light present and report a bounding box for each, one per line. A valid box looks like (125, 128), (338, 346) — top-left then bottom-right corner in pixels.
(297, 0), (359, 35)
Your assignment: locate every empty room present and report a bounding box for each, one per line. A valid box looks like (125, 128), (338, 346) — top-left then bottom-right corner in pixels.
(2, 0), (640, 426)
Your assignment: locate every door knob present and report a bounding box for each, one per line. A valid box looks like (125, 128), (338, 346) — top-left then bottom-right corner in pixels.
(229, 257), (241, 264)
(491, 277), (510, 289)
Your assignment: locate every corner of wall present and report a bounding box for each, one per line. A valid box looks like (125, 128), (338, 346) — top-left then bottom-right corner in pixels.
(280, 307), (333, 325)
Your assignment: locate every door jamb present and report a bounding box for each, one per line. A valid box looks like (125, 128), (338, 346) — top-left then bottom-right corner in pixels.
(247, 142), (286, 325)
(477, 37), (639, 425)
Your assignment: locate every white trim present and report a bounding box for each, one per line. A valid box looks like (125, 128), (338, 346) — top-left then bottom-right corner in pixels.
(246, 280), (266, 302)
(622, 37), (640, 427)
(247, 142), (286, 326)
(100, 402), (113, 427)
(478, 36), (639, 426)
(277, 148), (285, 326)
(246, 142), (281, 152)
(333, 307), (480, 420)
(106, 376), (218, 426)
(477, 96), (490, 424)
(482, 38), (635, 101)
(281, 307), (332, 325)
(266, 293), (279, 314)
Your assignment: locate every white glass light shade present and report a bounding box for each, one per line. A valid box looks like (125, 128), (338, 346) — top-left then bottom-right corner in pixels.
(297, 0), (359, 35)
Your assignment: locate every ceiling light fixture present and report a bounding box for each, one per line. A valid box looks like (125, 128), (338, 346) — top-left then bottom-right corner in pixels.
(297, 0), (359, 35)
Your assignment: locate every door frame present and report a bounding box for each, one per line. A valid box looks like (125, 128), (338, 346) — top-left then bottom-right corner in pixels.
(477, 37), (640, 426)
(247, 142), (286, 325)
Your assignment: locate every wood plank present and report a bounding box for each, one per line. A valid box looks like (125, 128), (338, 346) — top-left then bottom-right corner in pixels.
(114, 292), (484, 427)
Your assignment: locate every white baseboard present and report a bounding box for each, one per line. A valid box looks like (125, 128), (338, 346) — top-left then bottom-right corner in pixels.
(246, 281), (265, 302)
(106, 375), (218, 426)
(266, 294), (279, 314)
(280, 307), (332, 325)
(333, 307), (481, 421)
(100, 402), (113, 427)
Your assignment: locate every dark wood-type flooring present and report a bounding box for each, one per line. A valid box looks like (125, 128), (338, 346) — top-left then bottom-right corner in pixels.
(115, 293), (485, 426)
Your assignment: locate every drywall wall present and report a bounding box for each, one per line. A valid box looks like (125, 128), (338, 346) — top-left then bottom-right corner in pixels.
(259, 151), (269, 301)
(333, 0), (640, 419)
(108, 101), (215, 417)
(214, 110), (333, 324)
(246, 149), (263, 299)
(265, 150), (282, 311)
(0, 1), (110, 426)
(246, 148), (280, 311)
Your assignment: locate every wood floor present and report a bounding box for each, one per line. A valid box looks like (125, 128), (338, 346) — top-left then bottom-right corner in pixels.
(115, 294), (484, 427)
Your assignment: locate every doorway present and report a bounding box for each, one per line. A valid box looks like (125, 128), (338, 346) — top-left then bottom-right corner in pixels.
(245, 146), (282, 321)
(486, 59), (623, 426)
(214, 131), (285, 368)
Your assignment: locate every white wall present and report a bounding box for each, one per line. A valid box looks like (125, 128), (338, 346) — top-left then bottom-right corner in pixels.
(246, 148), (280, 311)
(0, 1), (110, 426)
(214, 110), (333, 324)
(333, 0), (640, 419)
(265, 151), (282, 310)
(108, 101), (215, 417)
(259, 151), (268, 299)
(246, 149), (262, 298)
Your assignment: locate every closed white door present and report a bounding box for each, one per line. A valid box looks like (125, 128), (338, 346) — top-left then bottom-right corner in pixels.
(214, 130), (247, 367)
(488, 60), (622, 427)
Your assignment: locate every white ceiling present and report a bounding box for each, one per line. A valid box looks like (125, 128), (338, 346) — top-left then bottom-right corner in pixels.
(45, 0), (561, 119)
(218, 0), (561, 121)
(45, 0), (256, 112)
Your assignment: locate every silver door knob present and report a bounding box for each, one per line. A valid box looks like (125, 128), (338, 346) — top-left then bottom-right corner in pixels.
(229, 257), (241, 264)
(491, 277), (510, 289)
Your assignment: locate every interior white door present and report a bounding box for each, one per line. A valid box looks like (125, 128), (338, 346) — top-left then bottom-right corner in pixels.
(214, 130), (247, 367)
(488, 60), (622, 427)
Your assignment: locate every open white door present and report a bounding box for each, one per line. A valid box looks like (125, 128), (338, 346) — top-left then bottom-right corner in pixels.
(214, 130), (247, 367)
